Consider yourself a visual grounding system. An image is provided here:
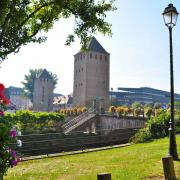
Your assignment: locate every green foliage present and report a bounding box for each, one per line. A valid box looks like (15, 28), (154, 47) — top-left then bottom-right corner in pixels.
(131, 102), (142, 109)
(147, 111), (169, 139)
(153, 102), (162, 109)
(175, 101), (180, 110)
(21, 69), (58, 101)
(0, 0), (116, 63)
(131, 110), (180, 143)
(0, 83), (18, 179)
(0, 115), (15, 178)
(130, 128), (152, 143)
(131, 102), (142, 117)
(5, 110), (64, 134)
(144, 103), (153, 108)
(144, 107), (153, 119)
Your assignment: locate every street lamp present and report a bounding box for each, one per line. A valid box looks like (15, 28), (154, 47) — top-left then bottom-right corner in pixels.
(163, 4), (179, 160)
(110, 88), (113, 106)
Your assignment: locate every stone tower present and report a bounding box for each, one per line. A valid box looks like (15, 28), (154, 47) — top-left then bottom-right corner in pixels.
(33, 69), (54, 112)
(73, 37), (110, 109)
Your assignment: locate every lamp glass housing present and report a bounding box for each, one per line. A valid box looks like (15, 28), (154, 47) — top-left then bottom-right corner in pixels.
(163, 4), (179, 28)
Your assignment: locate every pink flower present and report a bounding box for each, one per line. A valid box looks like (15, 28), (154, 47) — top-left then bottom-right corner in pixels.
(0, 84), (5, 91)
(10, 130), (17, 138)
(11, 159), (18, 166)
(0, 111), (4, 116)
(11, 150), (17, 158)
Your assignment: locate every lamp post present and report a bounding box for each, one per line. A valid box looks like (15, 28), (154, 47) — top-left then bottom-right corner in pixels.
(110, 87), (113, 106)
(163, 4), (179, 160)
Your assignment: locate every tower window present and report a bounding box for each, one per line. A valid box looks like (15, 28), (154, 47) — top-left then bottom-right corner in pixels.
(95, 54), (97, 59)
(90, 53), (92, 59)
(42, 86), (45, 103)
(100, 55), (102, 60)
(105, 56), (107, 62)
(48, 99), (51, 107)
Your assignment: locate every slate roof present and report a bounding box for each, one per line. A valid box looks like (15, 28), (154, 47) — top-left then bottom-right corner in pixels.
(87, 37), (109, 54)
(37, 69), (53, 80)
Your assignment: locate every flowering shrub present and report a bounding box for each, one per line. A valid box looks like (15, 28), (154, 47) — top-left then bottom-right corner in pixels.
(108, 106), (116, 113)
(0, 84), (21, 179)
(59, 107), (87, 116)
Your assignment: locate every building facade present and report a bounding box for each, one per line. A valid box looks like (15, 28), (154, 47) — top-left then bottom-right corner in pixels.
(110, 87), (180, 106)
(5, 86), (32, 110)
(33, 69), (54, 112)
(73, 37), (110, 109)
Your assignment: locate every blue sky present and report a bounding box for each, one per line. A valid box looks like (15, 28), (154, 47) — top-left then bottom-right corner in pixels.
(0, 0), (180, 95)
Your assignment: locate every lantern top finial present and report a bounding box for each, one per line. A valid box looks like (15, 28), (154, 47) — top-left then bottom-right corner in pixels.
(163, 4), (179, 15)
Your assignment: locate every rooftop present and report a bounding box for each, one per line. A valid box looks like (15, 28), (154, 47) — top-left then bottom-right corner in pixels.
(37, 69), (53, 80)
(87, 37), (109, 54)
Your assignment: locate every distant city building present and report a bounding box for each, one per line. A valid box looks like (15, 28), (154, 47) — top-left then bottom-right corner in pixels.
(53, 94), (73, 111)
(33, 69), (54, 112)
(110, 87), (180, 106)
(73, 37), (110, 109)
(5, 86), (32, 110)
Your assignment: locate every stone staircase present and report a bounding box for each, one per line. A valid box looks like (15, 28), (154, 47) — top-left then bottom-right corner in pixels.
(62, 110), (96, 134)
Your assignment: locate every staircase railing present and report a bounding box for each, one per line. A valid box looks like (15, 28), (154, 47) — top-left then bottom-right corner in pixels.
(62, 108), (96, 134)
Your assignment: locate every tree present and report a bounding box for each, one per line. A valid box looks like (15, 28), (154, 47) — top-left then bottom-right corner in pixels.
(131, 102), (142, 109)
(22, 69), (58, 101)
(0, 0), (116, 63)
(144, 103), (153, 109)
(131, 102), (142, 117)
(153, 102), (162, 109)
(175, 101), (180, 110)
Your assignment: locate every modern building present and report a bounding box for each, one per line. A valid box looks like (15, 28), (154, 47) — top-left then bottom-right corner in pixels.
(110, 87), (180, 106)
(73, 37), (110, 109)
(33, 69), (54, 112)
(5, 86), (32, 110)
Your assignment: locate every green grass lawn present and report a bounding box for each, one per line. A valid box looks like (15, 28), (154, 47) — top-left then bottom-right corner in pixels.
(5, 136), (180, 180)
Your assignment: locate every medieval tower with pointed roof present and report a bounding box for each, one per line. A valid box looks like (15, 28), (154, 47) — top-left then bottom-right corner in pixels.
(73, 37), (110, 109)
(33, 69), (54, 112)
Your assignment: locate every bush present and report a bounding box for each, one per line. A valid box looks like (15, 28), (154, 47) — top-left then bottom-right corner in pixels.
(131, 110), (180, 143)
(130, 128), (152, 143)
(144, 107), (152, 118)
(147, 111), (169, 139)
(0, 83), (20, 179)
(116, 107), (124, 117)
(4, 110), (65, 134)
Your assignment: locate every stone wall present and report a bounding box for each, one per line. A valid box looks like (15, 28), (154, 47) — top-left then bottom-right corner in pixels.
(99, 115), (146, 135)
(69, 115), (146, 135)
